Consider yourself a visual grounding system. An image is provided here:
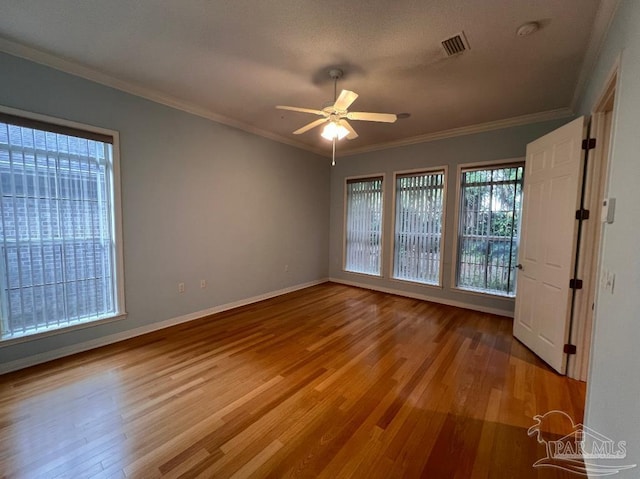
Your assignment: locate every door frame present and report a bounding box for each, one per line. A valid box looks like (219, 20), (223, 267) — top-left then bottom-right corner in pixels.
(567, 60), (619, 380)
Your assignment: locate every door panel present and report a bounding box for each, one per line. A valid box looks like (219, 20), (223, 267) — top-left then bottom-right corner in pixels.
(546, 175), (576, 267)
(513, 116), (586, 374)
(518, 276), (535, 330)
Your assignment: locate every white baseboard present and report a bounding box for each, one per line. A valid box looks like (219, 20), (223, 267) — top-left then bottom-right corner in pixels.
(0, 278), (329, 375)
(329, 277), (514, 318)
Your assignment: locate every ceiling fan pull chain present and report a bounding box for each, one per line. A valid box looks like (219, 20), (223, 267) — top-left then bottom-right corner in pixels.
(332, 138), (336, 166)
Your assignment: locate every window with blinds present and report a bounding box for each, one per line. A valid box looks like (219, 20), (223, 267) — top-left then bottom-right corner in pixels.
(393, 170), (445, 285)
(344, 177), (383, 276)
(456, 164), (524, 296)
(0, 111), (122, 340)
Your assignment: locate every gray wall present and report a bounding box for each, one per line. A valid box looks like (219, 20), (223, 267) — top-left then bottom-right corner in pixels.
(0, 52), (330, 366)
(576, 0), (640, 473)
(329, 119), (569, 316)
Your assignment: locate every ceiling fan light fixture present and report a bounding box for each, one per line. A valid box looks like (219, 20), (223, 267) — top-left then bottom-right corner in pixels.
(321, 121), (349, 141)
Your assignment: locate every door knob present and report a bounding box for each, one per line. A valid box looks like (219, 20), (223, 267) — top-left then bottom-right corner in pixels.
(516, 264), (524, 270)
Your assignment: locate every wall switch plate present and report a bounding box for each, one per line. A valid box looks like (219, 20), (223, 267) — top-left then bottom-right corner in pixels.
(200, 279), (206, 289)
(178, 282), (185, 293)
(601, 197), (616, 224)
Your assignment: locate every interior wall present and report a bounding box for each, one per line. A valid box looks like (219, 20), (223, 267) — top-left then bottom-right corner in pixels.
(0, 52), (330, 369)
(576, 0), (640, 473)
(329, 119), (570, 316)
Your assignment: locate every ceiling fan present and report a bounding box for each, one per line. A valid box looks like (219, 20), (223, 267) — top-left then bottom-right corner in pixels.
(276, 69), (397, 164)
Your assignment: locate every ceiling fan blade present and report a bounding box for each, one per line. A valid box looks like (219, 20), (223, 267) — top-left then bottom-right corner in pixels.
(340, 120), (359, 140)
(293, 118), (327, 135)
(333, 90), (359, 111)
(347, 111), (397, 123)
(276, 105), (326, 116)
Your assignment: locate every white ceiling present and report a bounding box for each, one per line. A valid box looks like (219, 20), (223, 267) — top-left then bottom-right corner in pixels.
(0, 0), (616, 156)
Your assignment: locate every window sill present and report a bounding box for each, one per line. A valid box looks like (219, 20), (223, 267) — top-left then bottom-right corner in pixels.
(451, 286), (516, 300)
(343, 269), (383, 279)
(389, 277), (442, 289)
(0, 312), (128, 347)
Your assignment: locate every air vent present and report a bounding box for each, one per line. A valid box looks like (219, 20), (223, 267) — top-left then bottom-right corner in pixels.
(441, 32), (470, 56)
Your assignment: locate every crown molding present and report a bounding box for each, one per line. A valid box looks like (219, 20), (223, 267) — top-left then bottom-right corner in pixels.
(570, 0), (621, 111)
(0, 36), (327, 157)
(340, 107), (574, 157)
(0, 36), (574, 160)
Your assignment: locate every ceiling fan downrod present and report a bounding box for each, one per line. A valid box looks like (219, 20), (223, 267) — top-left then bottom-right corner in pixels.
(329, 68), (343, 104)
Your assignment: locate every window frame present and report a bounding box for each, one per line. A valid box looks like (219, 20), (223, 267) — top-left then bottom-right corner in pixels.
(0, 105), (126, 345)
(389, 166), (447, 288)
(451, 158), (525, 298)
(342, 173), (385, 278)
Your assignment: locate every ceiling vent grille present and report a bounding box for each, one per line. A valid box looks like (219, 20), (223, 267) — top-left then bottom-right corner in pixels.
(441, 32), (470, 56)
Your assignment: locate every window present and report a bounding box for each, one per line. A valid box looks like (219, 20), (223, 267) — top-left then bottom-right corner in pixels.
(393, 170), (445, 285)
(456, 164), (524, 296)
(0, 110), (124, 340)
(344, 176), (383, 276)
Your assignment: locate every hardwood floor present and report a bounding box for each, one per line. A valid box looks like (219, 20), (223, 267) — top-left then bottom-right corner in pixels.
(0, 283), (586, 478)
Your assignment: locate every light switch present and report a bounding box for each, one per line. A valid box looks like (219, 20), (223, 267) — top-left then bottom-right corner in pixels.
(601, 197), (616, 224)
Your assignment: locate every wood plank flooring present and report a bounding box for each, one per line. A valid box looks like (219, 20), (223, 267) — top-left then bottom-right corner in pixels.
(0, 283), (586, 478)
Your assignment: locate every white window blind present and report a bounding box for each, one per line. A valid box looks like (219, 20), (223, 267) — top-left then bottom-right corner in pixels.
(345, 177), (383, 276)
(0, 115), (119, 339)
(393, 171), (445, 284)
(456, 164), (524, 296)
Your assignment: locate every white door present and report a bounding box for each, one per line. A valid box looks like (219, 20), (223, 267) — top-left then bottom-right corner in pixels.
(513, 116), (586, 374)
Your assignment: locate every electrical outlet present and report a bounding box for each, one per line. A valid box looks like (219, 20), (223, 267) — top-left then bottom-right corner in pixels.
(200, 279), (207, 289)
(178, 282), (185, 293)
(601, 270), (616, 294)
(606, 272), (615, 294)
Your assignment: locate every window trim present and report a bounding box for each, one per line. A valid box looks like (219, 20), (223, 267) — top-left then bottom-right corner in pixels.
(450, 158), (524, 298)
(342, 173), (385, 277)
(389, 166), (448, 287)
(0, 105), (126, 345)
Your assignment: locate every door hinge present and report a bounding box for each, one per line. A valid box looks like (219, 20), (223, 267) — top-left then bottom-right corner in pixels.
(564, 343), (577, 355)
(569, 279), (583, 289)
(575, 209), (590, 220)
(582, 138), (596, 150)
